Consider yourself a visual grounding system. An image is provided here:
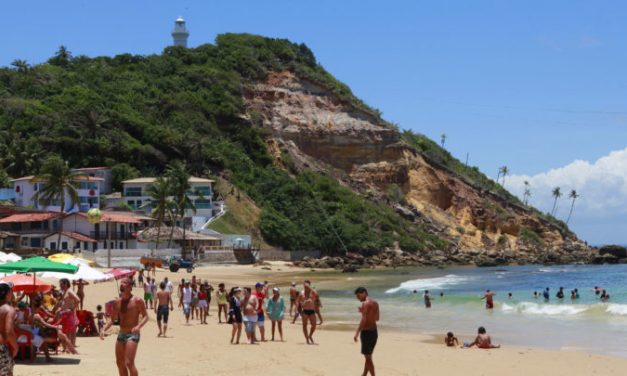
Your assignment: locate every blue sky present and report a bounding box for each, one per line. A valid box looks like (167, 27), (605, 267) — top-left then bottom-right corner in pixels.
(2, 0), (626, 244)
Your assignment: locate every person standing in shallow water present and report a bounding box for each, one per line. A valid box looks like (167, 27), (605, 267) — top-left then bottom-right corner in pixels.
(101, 277), (148, 376)
(482, 290), (496, 309)
(423, 290), (431, 308)
(354, 287), (379, 376)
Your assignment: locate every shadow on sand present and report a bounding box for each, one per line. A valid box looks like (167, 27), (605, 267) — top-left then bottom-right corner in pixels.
(17, 357), (81, 366)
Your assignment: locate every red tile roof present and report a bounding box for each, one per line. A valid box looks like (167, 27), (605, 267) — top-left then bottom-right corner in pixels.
(0, 212), (61, 223)
(73, 212), (152, 224)
(46, 231), (97, 243)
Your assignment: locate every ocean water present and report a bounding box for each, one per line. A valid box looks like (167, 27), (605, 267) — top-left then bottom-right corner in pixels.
(316, 264), (627, 357)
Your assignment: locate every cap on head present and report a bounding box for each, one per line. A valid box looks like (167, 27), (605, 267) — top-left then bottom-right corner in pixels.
(291, 282), (296, 286)
(272, 287), (279, 292)
(255, 282), (264, 288)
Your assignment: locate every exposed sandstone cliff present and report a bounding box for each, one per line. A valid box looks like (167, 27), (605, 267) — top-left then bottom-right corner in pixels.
(244, 71), (592, 261)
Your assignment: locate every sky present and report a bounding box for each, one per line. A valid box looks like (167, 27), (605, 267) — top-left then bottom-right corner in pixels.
(1, 0), (626, 244)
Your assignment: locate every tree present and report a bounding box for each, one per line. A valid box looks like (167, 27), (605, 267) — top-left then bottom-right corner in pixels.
(522, 181), (531, 205)
(0, 170), (10, 189)
(49, 45), (72, 67)
(498, 166), (509, 186)
(144, 177), (175, 252)
(111, 163), (140, 192)
(551, 187), (562, 217)
(10, 59), (30, 73)
(440, 133), (447, 148)
(166, 161), (196, 258)
(33, 156), (85, 250)
(566, 189), (579, 224)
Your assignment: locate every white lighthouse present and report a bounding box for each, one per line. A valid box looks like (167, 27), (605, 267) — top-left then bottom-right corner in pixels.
(172, 17), (189, 47)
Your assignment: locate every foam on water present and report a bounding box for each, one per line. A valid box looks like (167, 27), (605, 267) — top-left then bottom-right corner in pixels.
(501, 301), (588, 316)
(606, 304), (627, 316)
(385, 274), (472, 294)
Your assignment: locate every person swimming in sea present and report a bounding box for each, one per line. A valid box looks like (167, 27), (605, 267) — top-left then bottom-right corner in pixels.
(556, 287), (565, 299)
(543, 288), (550, 301)
(533, 291), (538, 299)
(482, 290), (496, 309)
(600, 290), (610, 301)
(423, 290), (432, 308)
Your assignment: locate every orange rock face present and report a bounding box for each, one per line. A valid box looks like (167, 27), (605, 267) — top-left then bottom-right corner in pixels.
(244, 71), (589, 255)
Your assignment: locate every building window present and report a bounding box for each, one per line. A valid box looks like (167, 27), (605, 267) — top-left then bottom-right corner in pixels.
(194, 199), (212, 209)
(119, 242), (123, 249)
(31, 238), (41, 247)
(84, 242), (88, 250)
(125, 187), (143, 197)
(79, 182), (98, 190)
(192, 186), (211, 196)
(61, 241), (68, 250)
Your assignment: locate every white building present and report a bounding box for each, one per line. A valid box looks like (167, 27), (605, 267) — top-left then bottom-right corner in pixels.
(11, 175), (102, 213)
(121, 177), (214, 230)
(171, 17), (189, 47)
(72, 167), (113, 194)
(63, 211), (153, 251)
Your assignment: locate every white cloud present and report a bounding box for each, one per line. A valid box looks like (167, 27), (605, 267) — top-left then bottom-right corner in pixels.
(507, 148), (627, 220)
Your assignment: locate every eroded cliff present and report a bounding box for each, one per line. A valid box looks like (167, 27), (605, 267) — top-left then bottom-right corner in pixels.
(245, 71), (591, 262)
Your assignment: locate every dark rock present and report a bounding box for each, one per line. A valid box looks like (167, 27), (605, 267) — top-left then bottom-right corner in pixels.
(342, 265), (359, 273)
(599, 245), (627, 259)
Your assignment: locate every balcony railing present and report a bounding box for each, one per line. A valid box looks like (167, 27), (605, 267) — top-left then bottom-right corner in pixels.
(90, 231), (137, 240)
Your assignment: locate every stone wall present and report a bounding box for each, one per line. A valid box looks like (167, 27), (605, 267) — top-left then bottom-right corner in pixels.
(258, 249), (321, 261)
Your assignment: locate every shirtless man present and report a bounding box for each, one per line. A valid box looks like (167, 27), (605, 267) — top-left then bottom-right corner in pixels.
(155, 282), (173, 337)
(482, 289), (496, 309)
(73, 278), (89, 310)
(467, 326), (500, 349)
(101, 278), (148, 376)
(354, 287), (379, 376)
(242, 287), (258, 344)
(297, 280), (318, 344)
(0, 282), (17, 376)
(55, 278), (80, 347)
(289, 282), (298, 317)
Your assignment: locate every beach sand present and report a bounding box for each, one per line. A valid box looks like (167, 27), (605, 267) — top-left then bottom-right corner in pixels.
(17, 263), (627, 376)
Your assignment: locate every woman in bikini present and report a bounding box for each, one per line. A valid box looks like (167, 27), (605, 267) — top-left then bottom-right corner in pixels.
(297, 280), (318, 344)
(73, 279), (89, 311)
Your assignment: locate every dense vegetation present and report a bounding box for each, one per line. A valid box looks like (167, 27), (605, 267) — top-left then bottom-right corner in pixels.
(0, 34), (445, 253)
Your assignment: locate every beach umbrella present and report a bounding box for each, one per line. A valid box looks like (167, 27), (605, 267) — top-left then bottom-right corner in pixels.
(48, 253), (95, 267)
(0, 257), (79, 274)
(0, 274), (52, 293)
(40, 260), (110, 283)
(0, 252), (22, 264)
(104, 268), (135, 280)
(0, 257), (78, 295)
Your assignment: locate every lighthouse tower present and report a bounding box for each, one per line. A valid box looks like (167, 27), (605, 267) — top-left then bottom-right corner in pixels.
(172, 17), (189, 47)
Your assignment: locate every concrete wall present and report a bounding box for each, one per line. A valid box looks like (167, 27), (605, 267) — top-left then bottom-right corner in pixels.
(257, 249), (321, 261)
(81, 248), (181, 268)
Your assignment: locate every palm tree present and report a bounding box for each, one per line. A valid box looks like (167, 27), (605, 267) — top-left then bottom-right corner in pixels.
(33, 156), (85, 251)
(144, 177), (175, 252)
(522, 181), (531, 205)
(498, 166), (509, 186)
(551, 187), (562, 217)
(11, 59), (30, 73)
(440, 133), (447, 149)
(166, 161), (197, 259)
(566, 189), (580, 224)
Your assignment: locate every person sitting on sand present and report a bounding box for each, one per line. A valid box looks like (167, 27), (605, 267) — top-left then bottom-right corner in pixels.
(445, 332), (459, 347)
(467, 326), (500, 349)
(482, 290), (496, 309)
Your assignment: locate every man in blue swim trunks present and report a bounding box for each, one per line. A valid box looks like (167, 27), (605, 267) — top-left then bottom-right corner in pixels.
(101, 277), (148, 376)
(155, 281), (174, 337)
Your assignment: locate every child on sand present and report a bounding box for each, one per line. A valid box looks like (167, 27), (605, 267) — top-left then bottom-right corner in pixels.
(445, 332), (459, 347)
(466, 326), (500, 349)
(96, 304), (105, 336)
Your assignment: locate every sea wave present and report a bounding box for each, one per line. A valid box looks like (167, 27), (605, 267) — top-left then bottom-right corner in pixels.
(385, 274), (473, 294)
(501, 302), (627, 317)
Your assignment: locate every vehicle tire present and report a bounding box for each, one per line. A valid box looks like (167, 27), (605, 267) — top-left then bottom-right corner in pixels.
(186, 267), (193, 273)
(169, 264), (180, 272)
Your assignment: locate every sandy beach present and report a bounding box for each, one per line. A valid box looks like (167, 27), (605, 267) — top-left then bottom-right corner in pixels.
(16, 263), (627, 376)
